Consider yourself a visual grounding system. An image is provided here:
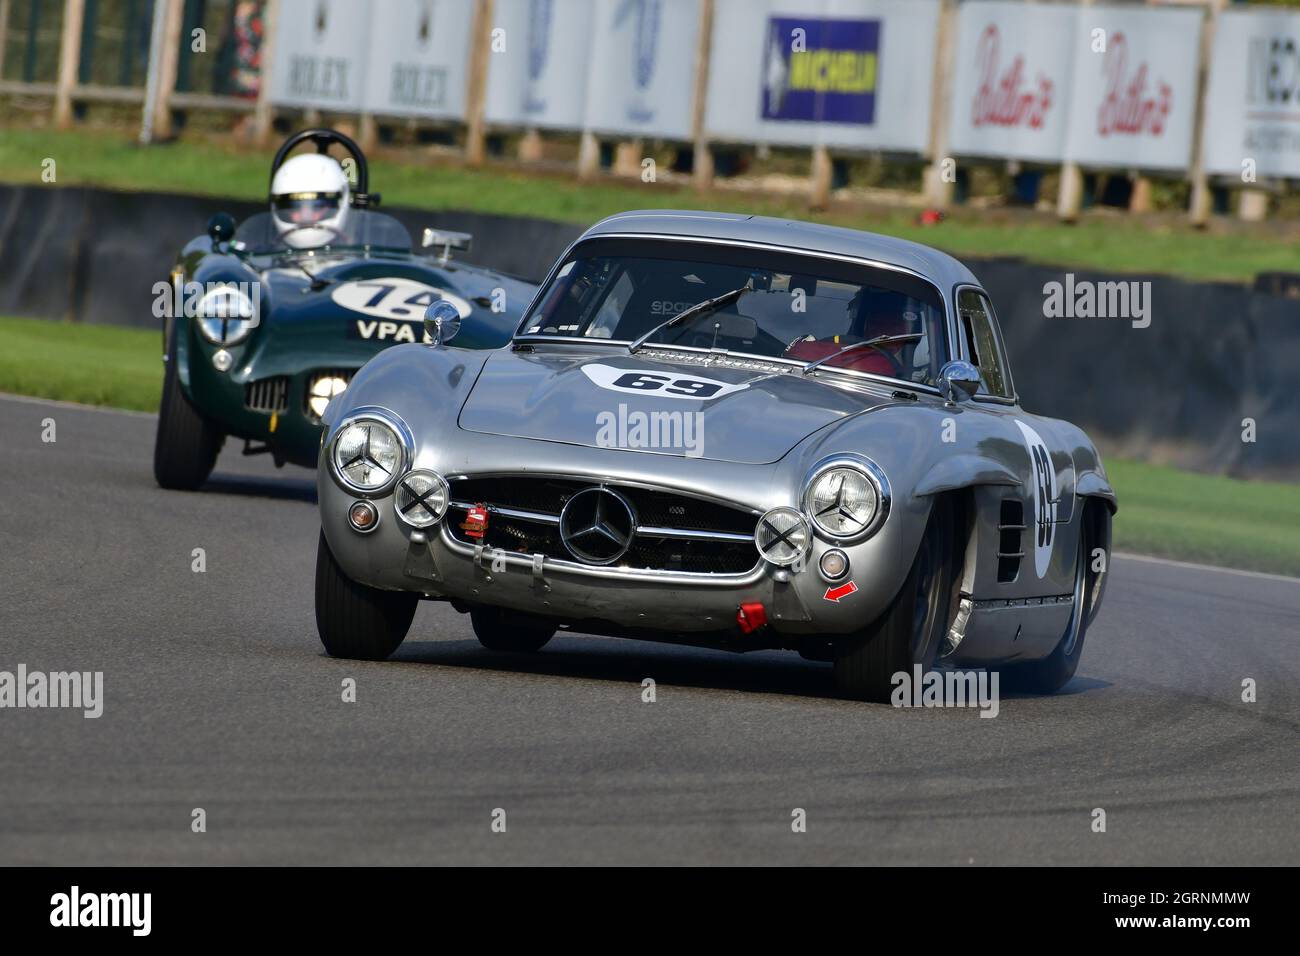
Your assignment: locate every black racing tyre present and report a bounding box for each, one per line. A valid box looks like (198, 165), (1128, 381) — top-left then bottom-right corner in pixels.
(315, 531), (417, 660)
(833, 496), (961, 703)
(1002, 502), (1103, 694)
(470, 606), (556, 653)
(153, 339), (224, 490)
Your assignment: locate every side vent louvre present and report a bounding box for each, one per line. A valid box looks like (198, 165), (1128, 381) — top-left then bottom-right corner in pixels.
(245, 376), (290, 414)
(997, 499), (1025, 583)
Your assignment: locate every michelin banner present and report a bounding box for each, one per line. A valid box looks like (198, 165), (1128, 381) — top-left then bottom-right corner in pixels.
(268, 0), (372, 111)
(486, 0), (594, 129)
(705, 0), (939, 152)
(1203, 9), (1300, 179)
(581, 0), (700, 140)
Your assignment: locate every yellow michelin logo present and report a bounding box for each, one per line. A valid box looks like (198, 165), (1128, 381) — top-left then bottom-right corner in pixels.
(787, 50), (877, 94)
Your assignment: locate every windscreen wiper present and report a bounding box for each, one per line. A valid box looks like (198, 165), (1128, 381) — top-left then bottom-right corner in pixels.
(801, 333), (923, 375)
(627, 284), (751, 355)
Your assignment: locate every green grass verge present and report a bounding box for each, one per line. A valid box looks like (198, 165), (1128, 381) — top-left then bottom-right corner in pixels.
(1, 126), (1294, 282)
(1104, 459), (1300, 578)
(1, 313), (1296, 576)
(0, 315), (161, 412)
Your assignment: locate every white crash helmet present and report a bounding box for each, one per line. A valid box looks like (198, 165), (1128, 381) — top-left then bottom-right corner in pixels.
(269, 153), (351, 249)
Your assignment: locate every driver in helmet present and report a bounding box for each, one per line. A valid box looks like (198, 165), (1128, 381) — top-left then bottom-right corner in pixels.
(269, 152), (351, 249)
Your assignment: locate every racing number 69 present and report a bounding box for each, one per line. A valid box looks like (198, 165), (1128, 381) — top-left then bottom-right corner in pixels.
(612, 372), (723, 398)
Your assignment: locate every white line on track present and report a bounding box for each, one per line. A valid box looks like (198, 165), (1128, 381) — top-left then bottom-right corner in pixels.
(0, 391), (156, 418)
(1114, 551), (1299, 585)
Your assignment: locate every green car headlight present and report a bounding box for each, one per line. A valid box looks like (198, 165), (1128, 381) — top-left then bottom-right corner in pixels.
(195, 286), (257, 346)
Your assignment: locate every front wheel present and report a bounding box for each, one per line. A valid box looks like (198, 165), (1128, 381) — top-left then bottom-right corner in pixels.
(470, 607), (556, 653)
(153, 342), (223, 490)
(833, 497), (961, 702)
(315, 531), (418, 660)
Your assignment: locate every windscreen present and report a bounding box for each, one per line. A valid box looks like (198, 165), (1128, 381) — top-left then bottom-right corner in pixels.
(519, 238), (948, 387)
(231, 209), (412, 254)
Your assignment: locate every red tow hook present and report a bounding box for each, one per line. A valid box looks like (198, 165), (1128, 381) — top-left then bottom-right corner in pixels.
(736, 602), (768, 634)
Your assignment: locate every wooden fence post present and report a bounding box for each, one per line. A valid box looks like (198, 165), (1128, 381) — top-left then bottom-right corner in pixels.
(140, 0), (183, 141)
(690, 0), (714, 190)
(464, 0), (495, 167)
(1188, 0), (1226, 226)
(54, 0), (86, 128)
(922, 0), (958, 208)
(251, 0), (278, 145)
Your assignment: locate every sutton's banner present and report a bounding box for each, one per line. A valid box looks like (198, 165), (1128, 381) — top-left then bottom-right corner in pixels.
(1203, 9), (1300, 179)
(268, 0), (372, 111)
(1063, 6), (1201, 171)
(704, 0), (939, 152)
(486, 0), (595, 129)
(948, 1), (1076, 163)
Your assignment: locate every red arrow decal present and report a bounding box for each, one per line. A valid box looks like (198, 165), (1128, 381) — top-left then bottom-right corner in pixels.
(823, 581), (859, 602)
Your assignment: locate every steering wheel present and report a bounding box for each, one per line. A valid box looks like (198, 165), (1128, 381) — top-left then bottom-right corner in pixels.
(269, 128), (377, 208)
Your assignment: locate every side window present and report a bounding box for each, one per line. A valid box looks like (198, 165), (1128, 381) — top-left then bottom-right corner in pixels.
(957, 289), (1012, 399)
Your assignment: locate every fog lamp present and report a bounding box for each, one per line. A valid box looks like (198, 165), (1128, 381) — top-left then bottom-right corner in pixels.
(308, 374), (349, 418)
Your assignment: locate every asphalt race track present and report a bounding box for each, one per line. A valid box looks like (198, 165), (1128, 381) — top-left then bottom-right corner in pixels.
(1, 393), (1297, 865)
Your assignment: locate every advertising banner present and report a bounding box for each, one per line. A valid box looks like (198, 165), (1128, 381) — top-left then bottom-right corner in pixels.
(705, 0), (939, 152)
(581, 0), (700, 140)
(1203, 9), (1300, 178)
(1063, 6), (1201, 171)
(948, 1), (1076, 163)
(486, 0), (595, 129)
(268, 0), (372, 111)
(361, 0), (474, 119)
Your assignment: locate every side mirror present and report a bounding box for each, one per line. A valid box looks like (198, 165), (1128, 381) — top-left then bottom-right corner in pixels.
(421, 228), (473, 264)
(207, 212), (236, 246)
(938, 360), (982, 404)
(424, 299), (462, 347)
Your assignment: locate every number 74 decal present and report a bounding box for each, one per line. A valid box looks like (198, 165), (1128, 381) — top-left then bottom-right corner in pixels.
(330, 278), (471, 322)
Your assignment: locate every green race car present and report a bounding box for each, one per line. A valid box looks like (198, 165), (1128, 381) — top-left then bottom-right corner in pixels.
(153, 128), (534, 490)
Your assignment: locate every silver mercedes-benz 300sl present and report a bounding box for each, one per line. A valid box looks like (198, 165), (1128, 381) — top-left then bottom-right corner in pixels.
(313, 210), (1115, 701)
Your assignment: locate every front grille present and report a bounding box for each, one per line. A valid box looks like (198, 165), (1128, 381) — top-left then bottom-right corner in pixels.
(244, 376), (289, 413)
(446, 475), (760, 575)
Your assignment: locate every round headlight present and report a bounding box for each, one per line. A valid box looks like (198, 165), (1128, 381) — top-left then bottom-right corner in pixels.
(804, 463), (886, 541)
(331, 417), (407, 494)
(755, 507), (812, 567)
(195, 286), (256, 346)
(394, 470), (450, 528)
